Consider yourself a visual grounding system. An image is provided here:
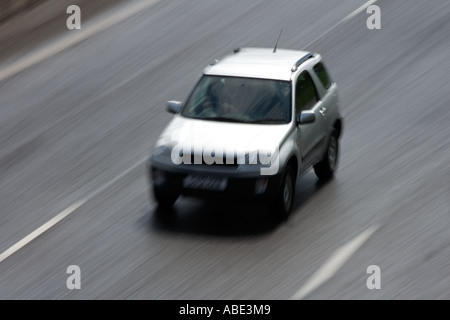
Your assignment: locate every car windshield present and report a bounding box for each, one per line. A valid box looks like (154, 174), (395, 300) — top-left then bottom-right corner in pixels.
(181, 75), (291, 124)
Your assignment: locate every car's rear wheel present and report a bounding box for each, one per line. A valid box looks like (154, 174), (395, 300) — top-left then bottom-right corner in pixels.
(270, 164), (295, 222)
(314, 130), (339, 181)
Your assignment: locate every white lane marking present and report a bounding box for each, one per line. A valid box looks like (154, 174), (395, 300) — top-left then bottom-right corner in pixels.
(0, 201), (85, 263)
(0, 158), (147, 263)
(291, 224), (380, 300)
(0, 0), (159, 82)
(305, 0), (378, 48)
(342, 0), (378, 22)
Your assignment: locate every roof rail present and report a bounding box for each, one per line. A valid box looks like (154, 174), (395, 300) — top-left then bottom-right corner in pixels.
(291, 52), (315, 72)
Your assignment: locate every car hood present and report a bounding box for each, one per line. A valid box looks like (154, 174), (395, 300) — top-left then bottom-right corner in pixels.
(156, 116), (292, 155)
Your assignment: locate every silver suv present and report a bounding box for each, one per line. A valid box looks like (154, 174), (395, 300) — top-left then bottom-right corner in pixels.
(149, 47), (343, 220)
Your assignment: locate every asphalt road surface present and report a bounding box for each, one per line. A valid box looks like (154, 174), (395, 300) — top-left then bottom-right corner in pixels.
(0, 0), (448, 299)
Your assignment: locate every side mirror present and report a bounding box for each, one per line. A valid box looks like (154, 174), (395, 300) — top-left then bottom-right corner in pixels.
(298, 111), (316, 125)
(297, 111), (316, 124)
(166, 101), (182, 114)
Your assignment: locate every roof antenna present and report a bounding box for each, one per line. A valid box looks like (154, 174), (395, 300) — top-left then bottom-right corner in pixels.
(273, 27), (283, 53)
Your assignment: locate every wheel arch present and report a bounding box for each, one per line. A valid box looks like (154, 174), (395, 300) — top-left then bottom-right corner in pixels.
(333, 118), (343, 139)
(286, 155), (298, 178)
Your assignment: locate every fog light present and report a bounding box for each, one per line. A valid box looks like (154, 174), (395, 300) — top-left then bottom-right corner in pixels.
(152, 169), (166, 187)
(255, 178), (268, 195)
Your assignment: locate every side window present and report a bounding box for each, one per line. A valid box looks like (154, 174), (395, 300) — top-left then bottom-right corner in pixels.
(295, 71), (319, 114)
(313, 62), (332, 90)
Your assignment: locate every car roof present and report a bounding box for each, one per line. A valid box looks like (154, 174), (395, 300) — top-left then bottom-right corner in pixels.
(204, 47), (315, 81)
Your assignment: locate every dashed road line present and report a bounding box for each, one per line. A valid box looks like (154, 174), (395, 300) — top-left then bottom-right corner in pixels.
(291, 224), (380, 300)
(0, 0), (160, 82)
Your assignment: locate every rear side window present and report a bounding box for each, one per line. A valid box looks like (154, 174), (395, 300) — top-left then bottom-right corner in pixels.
(295, 71), (319, 113)
(313, 62), (332, 89)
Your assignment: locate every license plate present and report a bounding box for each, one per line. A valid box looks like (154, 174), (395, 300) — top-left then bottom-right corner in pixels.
(183, 175), (227, 191)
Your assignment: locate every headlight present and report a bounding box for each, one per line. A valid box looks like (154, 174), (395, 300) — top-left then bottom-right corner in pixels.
(152, 145), (172, 157)
(259, 149), (277, 167)
(242, 150), (275, 166)
(245, 151), (259, 165)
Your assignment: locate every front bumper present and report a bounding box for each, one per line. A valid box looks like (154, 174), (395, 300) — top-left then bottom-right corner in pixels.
(149, 160), (283, 200)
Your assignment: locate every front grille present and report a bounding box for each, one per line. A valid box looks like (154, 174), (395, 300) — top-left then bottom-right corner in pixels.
(177, 151), (269, 167)
(188, 153), (239, 167)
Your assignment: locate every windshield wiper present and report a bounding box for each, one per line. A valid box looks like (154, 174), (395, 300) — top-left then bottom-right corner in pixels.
(201, 116), (245, 123)
(249, 118), (287, 124)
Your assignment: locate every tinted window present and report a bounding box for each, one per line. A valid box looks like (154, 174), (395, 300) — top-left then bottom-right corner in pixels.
(313, 62), (332, 89)
(295, 71), (319, 114)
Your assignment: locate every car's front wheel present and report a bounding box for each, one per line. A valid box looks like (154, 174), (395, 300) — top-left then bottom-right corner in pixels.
(153, 186), (180, 208)
(314, 130), (339, 181)
(270, 164), (295, 222)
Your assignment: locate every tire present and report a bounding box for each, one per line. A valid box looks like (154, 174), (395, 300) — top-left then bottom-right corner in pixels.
(314, 130), (339, 181)
(270, 164), (295, 222)
(153, 186), (180, 208)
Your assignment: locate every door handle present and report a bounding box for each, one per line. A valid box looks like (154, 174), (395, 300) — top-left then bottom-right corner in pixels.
(319, 107), (327, 116)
